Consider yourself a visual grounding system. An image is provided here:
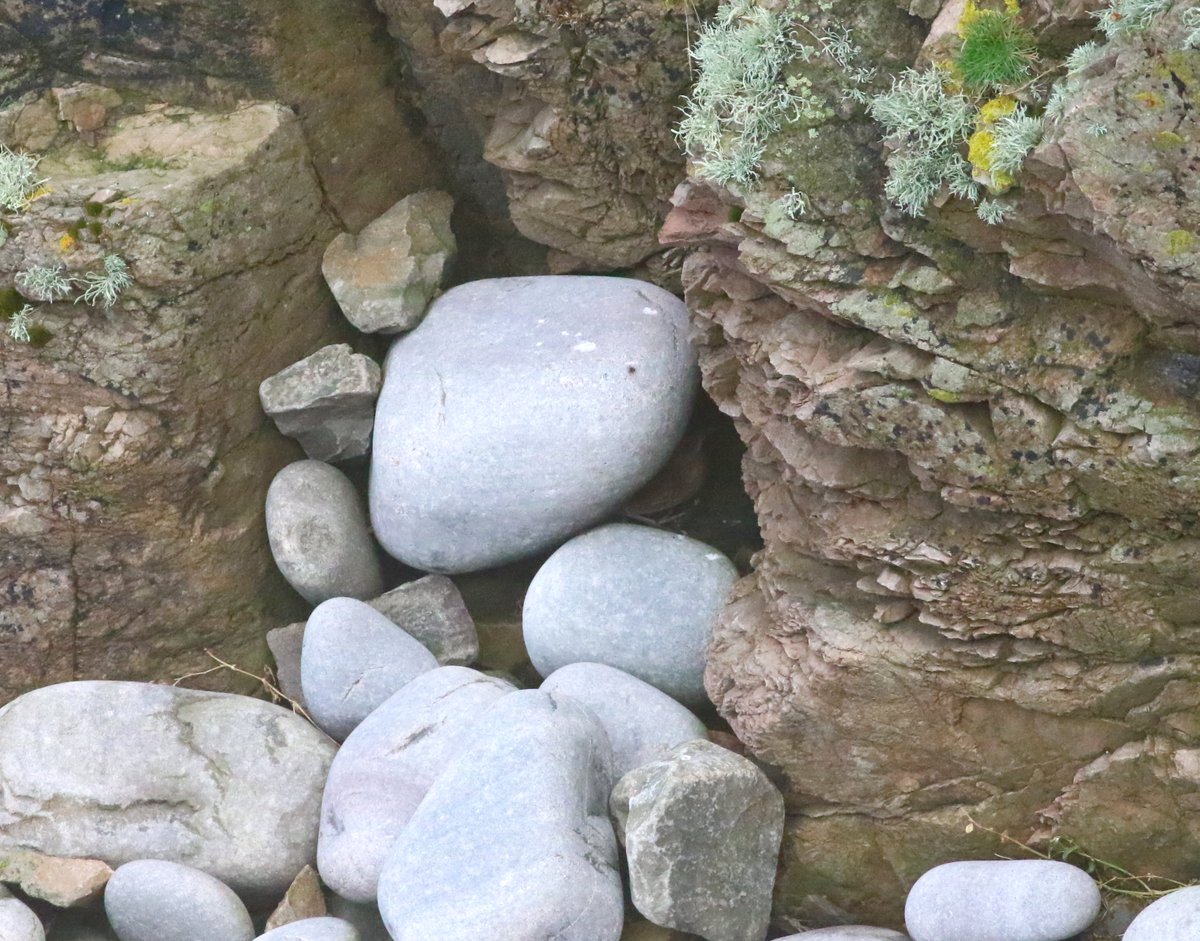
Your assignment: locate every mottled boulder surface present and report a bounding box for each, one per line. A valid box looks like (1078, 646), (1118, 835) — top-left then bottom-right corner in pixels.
(665, 0), (1200, 928)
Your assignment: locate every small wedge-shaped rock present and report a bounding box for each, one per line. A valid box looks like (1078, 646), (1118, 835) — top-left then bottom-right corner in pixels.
(266, 460), (383, 605)
(322, 191), (455, 333)
(105, 860), (253, 941)
(319, 667), (514, 902)
(0, 886), (45, 941)
(265, 866), (326, 932)
(368, 575), (478, 666)
(904, 860), (1101, 941)
(266, 623), (308, 707)
(257, 917), (360, 941)
(259, 344), (382, 462)
(301, 597), (439, 740)
(0, 682), (336, 899)
(377, 689), (623, 941)
(1123, 885), (1200, 941)
(611, 739), (784, 941)
(541, 662), (706, 778)
(0, 847), (111, 907)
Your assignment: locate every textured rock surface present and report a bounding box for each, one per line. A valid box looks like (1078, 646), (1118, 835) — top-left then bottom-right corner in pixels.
(1122, 885), (1200, 941)
(368, 575), (479, 666)
(665, 0), (1200, 926)
(266, 461), (384, 605)
(903, 860), (1099, 941)
(370, 277), (697, 572)
(0, 847), (111, 907)
(611, 739), (784, 941)
(323, 191), (456, 334)
(524, 524), (736, 705)
(301, 597), (438, 740)
(0, 99), (351, 704)
(104, 860), (253, 941)
(267, 623), (308, 709)
(540, 662), (707, 777)
(0, 682), (336, 898)
(259, 345), (382, 463)
(257, 917), (360, 941)
(319, 667), (514, 902)
(371, 0), (695, 271)
(377, 689), (622, 941)
(0, 886), (45, 941)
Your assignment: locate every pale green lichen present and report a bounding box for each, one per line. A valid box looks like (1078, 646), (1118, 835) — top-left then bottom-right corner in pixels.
(76, 255), (133, 309)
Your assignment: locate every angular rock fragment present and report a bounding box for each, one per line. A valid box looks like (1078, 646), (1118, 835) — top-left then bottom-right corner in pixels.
(368, 575), (479, 666)
(0, 682), (336, 898)
(259, 344), (382, 462)
(104, 860), (253, 941)
(322, 191), (456, 334)
(611, 739), (784, 941)
(369, 276), (697, 572)
(266, 460), (383, 605)
(377, 690), (622, 941)
(903, 860), (1100, 941)
(265, 866), (326, 932)
(0, 848), (111, 908)
(319, 667), (514, 902)
(300, 598), (438, 740)
(266, 623), (307, 708)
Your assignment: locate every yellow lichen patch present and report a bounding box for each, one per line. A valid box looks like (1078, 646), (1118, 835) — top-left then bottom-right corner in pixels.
(969, 129), (997, 171)
(978, 95), (1018, 126)
(927, 387), (966, 404)
(1167, 229), (1197, 256)
(1154, 130), (1186, 150)
(958, 0), (983, 37)
(58, 233), (76, 252)
(25, 185), (51, 205)
(1134, 90), (1164, 109)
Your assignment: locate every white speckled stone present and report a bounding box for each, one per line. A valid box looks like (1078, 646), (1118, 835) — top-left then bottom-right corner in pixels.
(256, 917), (359, 941)
(377, 689), (622, 941)
(300, 597), (438, 740)
(904, 859), (1100, 941)
(0, 886), (44, 941)
(523, 523), (737, 706)
(318, 667), (514, 901)
(104, 860), (253, 941)
(369, 276), (697, 573)
(541, 662), (706, 777)
(266, 460), (383, 604)
(1122, 884), (1200, 941)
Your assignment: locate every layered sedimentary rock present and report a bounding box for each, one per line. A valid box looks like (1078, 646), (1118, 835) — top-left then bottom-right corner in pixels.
(667, 0), (1200, 927)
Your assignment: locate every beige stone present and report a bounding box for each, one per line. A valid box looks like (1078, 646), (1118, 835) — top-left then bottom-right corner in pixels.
(0, 847), (111, 908)
(265, 866), (326, 932)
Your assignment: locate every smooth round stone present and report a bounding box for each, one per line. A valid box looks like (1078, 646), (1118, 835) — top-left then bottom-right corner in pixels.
(0, 681), (335, 898)
(105, 860), (253, 941)
(541, 662), (706, 777)
(369, 275), (698, 573)
(301, 597), (439, 740)
(523, 523), (737, 706)
(266, 460), (383, 604)
(904, 859), (1100, 941)
(778, 928), (910, 940)
(318, 667), (515, 901)
(257, 917), (360, 941)
(0, 886), (44, 941)
(1123, 885), (1200, 940)
(377, 689), (623, 941)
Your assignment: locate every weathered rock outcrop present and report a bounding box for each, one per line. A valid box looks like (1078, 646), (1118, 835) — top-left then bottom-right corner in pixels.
(666, 0), (1200, 928)
(372, 0), (699, 272)
(0, 99), (348, 701)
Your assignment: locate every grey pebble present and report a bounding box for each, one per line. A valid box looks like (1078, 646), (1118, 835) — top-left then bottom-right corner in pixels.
(0, 886), (45, 941)
(104, 860), (253, 941)
(256, 917), (360, 941)
(1121, 884), (1200, 941)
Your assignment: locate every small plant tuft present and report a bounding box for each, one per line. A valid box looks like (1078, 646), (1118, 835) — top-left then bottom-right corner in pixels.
(16, 264), (73, 302)
(957, 5), (1038, 90)
(76, 254), (133, 309)
(7, 304), (33, 342)
(1094, 0), (1171, 40)
(0, 146), (46, 213)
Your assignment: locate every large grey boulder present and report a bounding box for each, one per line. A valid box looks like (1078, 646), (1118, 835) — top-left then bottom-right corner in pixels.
(300, 597), (439, 740)
(611, 739), (785, 941)
(540, 662), (707, 778)
(524, 524), (737, 706)
(322, 191), (456, 334)
(257, 917), (360, 941)
(318, 667), (514, 901)
(369, 276), (698, 573)
(377, 689), (623, 941)
(0, 886), (44, 941)
(104, 860), (253, 941)
(903, 860), (1101, 941)
(0, 682), (336, 899)
(1123, 885), (1200, 941)
(368, 576), (479, 666)
(259, 344), (382, 462)
(266, 460), (383, 604)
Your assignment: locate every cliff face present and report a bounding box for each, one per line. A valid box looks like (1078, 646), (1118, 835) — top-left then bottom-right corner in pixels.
(666, 0), (1200, 926)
